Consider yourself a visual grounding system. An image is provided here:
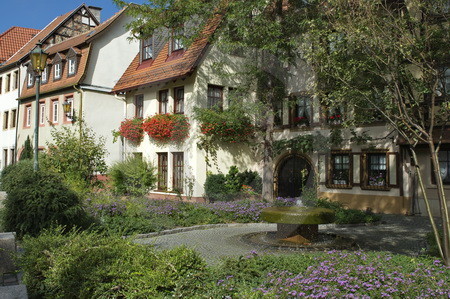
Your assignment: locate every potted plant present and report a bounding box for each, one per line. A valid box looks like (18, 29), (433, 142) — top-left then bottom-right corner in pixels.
(113, 117), (144, 143)
(142, 113), (190, 143)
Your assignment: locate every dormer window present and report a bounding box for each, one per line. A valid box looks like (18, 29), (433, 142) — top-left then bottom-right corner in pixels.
(54, 63), (62, 80)
(142, 37), (153, 60)
(172, 28), (184, 52)
(27, 72), (34, 87)
(41, 67), (48, 83)
(68, 58), (76, 76)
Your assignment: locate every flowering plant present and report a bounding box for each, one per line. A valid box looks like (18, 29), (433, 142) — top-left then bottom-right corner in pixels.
(369, 172), (386, 186)
(328, 114), (341, 120)
(196, 108), (254, 144)
(293, 116), (309, 125)
(142, 113), (190, 143)
(113, 117), (143, 143)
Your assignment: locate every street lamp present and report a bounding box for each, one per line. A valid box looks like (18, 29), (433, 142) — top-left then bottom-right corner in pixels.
(29, 42), (48, 171)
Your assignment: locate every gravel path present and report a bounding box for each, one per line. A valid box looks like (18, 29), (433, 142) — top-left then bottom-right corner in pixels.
(135, 215), (438, 265)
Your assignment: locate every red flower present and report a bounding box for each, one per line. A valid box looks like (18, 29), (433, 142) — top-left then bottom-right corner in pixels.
(117, 118), (143, 143)
(143, 113), (190, 143)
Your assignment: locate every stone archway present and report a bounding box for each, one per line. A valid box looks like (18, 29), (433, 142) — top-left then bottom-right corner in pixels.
(275, 154), (313, 198)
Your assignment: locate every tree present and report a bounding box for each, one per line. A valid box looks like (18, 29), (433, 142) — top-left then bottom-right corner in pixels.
(298, 0), (449, 264)
(19, 136), (33, 160)
(41, 121), (107, 191)
(114, 0), (308, 201)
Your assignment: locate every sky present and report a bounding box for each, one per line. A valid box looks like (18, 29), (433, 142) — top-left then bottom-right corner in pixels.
(0, 0), (148, 34)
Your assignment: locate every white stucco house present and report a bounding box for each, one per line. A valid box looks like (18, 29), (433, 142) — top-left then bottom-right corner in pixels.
(15, 4), (138, 166)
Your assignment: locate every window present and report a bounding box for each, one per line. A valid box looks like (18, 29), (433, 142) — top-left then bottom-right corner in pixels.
(330, 153), (351, 186)
(3, 149), (7, 169)
(174, 87), (184, 114)
(39, 103), (46, 125)
(27, 72), (34, 87)
(135, 95), (143, 118)
(41, 67), (48, 83)
(172, 28), (184, 51)
(172, 152), (184, 193)
(10, 109), (16, 128)
(64, 97), (75, 122)
(52, 100), (59, 124)
(142, 37), (153, 60)
(439, 150), (450, 184)
(367, 153), (387, 187)
(3, 111), (9, 130)
(157, 153), (168, 191)
(54, 63), (61, 80)
(5, 74), (10, 92)
(274, 100), (283, 127)
(9, 148), (15, 165)
(159, 90), (168, 114)
(12, 71), (18, 90)
(207, 85), (223, 110)
(68, 58), (76, 75)
(292, 96), (311, 126)
(25, 105), (32, 127)
(326, 106), (344, 125)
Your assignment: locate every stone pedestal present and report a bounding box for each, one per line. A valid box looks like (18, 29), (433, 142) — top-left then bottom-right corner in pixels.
(0, 233), (16, 275)
(276, 223), (319, 240)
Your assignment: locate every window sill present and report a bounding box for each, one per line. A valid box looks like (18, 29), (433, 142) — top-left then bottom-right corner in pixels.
(360, 186), (391, 191)
(325, 184), (353, 189)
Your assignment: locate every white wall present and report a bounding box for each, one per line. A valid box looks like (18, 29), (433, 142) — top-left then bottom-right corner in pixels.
(0, 67), (20, 170)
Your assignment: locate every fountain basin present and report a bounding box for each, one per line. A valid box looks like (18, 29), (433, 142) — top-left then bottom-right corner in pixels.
(261, 206), (335, 242)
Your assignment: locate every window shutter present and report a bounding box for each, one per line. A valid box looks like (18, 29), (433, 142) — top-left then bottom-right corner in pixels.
(361, 153), (368, 187)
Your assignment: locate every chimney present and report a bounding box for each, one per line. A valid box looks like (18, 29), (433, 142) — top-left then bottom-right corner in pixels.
(88, 6), (102, 23)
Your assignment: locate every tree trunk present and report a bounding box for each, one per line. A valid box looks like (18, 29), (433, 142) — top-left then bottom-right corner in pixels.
(262, 102), (274, 202)
(428, 141), (450, 265)
(410, 148), (445, 262)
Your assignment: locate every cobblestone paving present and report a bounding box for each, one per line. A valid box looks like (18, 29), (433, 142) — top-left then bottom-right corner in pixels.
(135, 215), (438, 265)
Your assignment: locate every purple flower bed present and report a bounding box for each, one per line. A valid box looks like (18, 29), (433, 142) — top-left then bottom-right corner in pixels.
(85, 199), (126, 217)
(207, 200), (271, 222)
(252, 251), (450, 298)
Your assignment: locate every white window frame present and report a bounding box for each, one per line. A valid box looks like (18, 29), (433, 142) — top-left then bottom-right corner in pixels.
(68, 58), (76, 75)
(26, 106), (32, 127)
(41, 67), (48, 83)
(27, 72), (34, 87)
(65, 97), (74, 122)
(52, 100), (59, 123)
(142, 37), (153, 60)
(39, 103), (46, 125)
(54, 63), (61, 80)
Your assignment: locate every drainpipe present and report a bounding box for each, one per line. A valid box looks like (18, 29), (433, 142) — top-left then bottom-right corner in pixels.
(114, 93), (127, 161)
(73, 85), (83, 138)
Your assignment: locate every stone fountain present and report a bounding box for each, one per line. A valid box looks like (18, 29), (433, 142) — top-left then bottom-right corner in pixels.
(261, 199), (335, 244)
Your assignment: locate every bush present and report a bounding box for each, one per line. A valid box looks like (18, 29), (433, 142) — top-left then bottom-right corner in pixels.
(20, 229), (207, 298)
(0, 159), (33, 192)
(316, 198), (381, 224)
(204, 166), (262, 202)
(41, 122), (107, 191)
(19, 135), (33, 161)
(1, 162), (89, 237)
(109, 156), (157, 196)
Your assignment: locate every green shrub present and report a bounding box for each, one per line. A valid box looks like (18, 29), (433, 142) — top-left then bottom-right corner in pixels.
(316, 198), (381, 224)
(0, 160), (33, 192)
(41, 122), (107, 192)
(1, 162), (89, 237)
(109, 156), (157, 196)
(20, 229), (207, 298)
(204, 166), (262, 201)
(19, 136), (34, 161)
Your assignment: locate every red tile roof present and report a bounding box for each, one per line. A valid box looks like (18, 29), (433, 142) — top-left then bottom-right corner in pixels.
(113, 14), (222, 93)
(4, 11), (74, 66)
(0, 27), (40, 64)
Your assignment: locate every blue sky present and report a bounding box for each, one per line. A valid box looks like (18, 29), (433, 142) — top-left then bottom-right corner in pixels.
(0, 1), (147, 34)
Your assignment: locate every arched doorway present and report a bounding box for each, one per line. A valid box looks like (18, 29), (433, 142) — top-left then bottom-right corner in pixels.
(275, 154), (313, 198)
